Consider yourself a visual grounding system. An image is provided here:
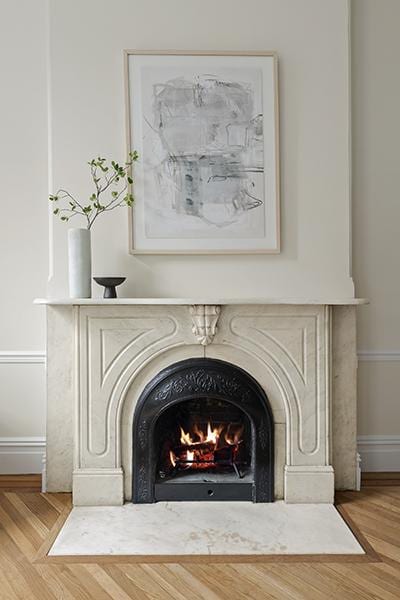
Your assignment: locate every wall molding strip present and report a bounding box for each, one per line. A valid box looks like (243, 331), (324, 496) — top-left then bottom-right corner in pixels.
(2, 350), (399, 364)
(357, 351), (400, 362)
(1, 351), (400, 364)
(358, 435), (400, 472)
(0, 437), (46, 448)
(0, 351), (46, 364)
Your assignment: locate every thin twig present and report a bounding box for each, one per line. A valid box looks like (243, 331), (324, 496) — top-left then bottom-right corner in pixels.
(51, 155), (137, 229)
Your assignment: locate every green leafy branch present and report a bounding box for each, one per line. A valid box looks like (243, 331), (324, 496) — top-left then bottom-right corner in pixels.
(49, 151), (139, 230)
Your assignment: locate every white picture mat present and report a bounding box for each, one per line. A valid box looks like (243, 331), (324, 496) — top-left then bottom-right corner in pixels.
(126, 53), (279, 253)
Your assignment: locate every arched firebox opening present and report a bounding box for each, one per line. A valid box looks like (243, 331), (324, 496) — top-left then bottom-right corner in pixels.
(132, 358), (274, 503)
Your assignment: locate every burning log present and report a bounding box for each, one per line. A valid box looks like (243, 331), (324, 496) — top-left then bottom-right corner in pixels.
(167, 420), (245, 473)
(172, 441), (215, 452)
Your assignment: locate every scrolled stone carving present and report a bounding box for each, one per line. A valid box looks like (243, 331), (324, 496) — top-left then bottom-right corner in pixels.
(190, 304), (221, 345)
(136, 463), (149, 502)
(152, 368), (252, 406)
(137, 418), (148, 450)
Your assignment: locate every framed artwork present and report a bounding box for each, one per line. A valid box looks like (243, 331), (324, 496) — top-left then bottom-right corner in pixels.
(125, 50), (280, 254)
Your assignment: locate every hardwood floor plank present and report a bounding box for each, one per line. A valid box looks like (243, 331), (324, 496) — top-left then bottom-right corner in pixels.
(47, 565), (96, 600)
(185, 563), (260, 600)
(374, 487), (400, 500)
(313, 564), (378, 599)
(233, 563), (310, 600)
(0, 528), (55, 599)
(364, 535), (400, 563)
(259, 564), (343, 600)
(340, 490), (400, 516)
(343, 515), (400, 549)
(34, 564), (80, 600)
(327, 563), (400, 600)
(0, 569), (19, 600)
(0, 560), (38, 600)
(84, 563), (142, 600)
(41, 493), (72, 514)
(142, 563), (212, 600)
(166, 564), (225, 600)
(65, 564), (115, 600)
(122, 564), (177, 599)
(213, 563), (283, 599)
(0, 500), (38, 560)
(282, 564), (350, 599)
(102, 564), (153, 600)
(4, 492), (49, 539)
(362, 473), (400, 487)
(374, 562), (400, 583)
(342, 499), (400, 529)
(18, 493), (60, 530)
(0, 475), (41, 492)
(141, 563), (200, 600)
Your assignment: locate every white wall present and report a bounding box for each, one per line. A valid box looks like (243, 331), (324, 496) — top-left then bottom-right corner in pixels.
(0, 0), (48, 471)
(48, 0), (354, 300)
(352, 0), (400, 470)
(1, 0), (398, 474)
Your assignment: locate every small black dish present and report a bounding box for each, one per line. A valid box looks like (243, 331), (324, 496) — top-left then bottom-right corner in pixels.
(93, 277), (126, 299)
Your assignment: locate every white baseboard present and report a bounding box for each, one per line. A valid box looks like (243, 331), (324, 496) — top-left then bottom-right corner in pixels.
(358, 435), (400, 472)
(0, 437), (46, 474)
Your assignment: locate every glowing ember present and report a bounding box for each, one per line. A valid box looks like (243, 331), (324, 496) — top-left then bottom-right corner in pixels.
(169, 421), (243, 471)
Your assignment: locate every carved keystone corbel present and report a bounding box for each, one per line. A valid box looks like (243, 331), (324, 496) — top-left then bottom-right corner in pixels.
(189, 305), (221, 345)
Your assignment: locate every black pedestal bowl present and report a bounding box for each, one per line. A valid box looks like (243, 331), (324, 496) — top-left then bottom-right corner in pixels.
(93, 277), (126, 299)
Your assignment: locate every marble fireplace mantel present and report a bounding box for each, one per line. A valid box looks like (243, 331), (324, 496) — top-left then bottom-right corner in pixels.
(37, 298), (365, 506)
(36, 297), (367, 305)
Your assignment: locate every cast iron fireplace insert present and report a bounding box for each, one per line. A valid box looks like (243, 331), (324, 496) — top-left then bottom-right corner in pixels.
(132, 358), (274, 502)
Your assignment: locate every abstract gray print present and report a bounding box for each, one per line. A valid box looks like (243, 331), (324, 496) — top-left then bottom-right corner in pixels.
(141, 67), (265, 239)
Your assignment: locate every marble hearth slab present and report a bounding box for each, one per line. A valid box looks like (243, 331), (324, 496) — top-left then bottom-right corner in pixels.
(49, 502), (364, 556)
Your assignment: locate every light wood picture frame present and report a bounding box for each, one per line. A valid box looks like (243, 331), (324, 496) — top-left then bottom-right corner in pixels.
(124, 50), (280, 254)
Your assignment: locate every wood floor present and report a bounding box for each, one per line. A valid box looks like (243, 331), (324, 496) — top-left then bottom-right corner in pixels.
(0, 475), (399, 599)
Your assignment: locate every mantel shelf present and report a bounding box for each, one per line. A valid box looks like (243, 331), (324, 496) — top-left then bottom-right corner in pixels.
(34, 297), (368, 306)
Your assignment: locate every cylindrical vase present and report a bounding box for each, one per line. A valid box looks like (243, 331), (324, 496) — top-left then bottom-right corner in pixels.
(68, 228), (92, 298)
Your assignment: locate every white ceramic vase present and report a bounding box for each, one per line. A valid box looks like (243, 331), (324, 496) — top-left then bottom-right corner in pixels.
(68, 228), (92, 298)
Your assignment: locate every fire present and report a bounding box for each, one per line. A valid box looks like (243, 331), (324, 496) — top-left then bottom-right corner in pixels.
(169, 450), (177, 467)
(168, 421), (243, 471)
(225, 424), (244, 445)
(169, 448), (194, 470)
(207, 422), (223, 445)
(180, 421), (223, 447)
(180, 427), (193, 446)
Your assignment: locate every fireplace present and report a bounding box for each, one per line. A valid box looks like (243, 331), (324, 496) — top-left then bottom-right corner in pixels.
(132, 358), (274, 503)
(41, 301), (360, 505)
